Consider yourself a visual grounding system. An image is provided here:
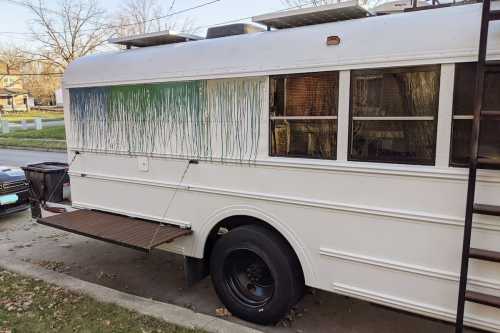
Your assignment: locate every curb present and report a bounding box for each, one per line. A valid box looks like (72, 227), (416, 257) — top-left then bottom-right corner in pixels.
(0, 257), (263, 333)
(0, 145), (67, 153)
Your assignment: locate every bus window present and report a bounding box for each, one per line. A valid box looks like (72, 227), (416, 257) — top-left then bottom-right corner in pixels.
(349, 65), (440, 165)
(270, 72), (338, 159)
(450, 63), (500, 167)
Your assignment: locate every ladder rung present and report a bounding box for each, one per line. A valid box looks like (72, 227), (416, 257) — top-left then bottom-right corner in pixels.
(485, 60), (500, 67)
(481, 110), (500, 118)
(469, 248), (500, 262)
(490, 10), (500, 21)
(465, 291), (500, 308)
(477, 158), (500, 169)
(474, 203), (500, 216)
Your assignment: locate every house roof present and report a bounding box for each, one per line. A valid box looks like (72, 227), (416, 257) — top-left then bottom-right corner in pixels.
(63, 3), (500, 88)
(0, 87), (27, 97)
(0, 62), (22, 75)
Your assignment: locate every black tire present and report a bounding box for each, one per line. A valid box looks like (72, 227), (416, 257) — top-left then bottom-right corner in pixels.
(210, 224), (304, 325)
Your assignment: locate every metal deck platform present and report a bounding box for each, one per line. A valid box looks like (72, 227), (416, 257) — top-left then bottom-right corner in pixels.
(37, 210), (192, 252)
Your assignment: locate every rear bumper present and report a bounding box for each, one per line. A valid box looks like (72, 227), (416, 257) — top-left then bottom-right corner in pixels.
(0, 190), (30, 217)
(0, 203), (30, 217)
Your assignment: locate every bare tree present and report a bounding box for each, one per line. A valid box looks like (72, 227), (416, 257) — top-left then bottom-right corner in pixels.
(22, 0), (110, 70)
(114, 0), (198, 38)
(21, 61), (61, 105)
(0, 45), (29, 89)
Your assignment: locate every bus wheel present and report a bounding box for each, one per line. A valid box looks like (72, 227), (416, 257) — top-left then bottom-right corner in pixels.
(210, 224), (304, 325)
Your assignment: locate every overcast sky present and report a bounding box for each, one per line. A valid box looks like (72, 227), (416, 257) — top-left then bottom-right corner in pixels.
(0, 0), (293, 45)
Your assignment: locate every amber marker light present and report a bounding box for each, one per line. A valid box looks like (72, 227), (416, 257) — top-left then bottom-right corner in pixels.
(326, 35), (341, 46)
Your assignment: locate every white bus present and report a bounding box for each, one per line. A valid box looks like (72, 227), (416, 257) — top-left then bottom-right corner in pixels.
(48, 1), (500, 331)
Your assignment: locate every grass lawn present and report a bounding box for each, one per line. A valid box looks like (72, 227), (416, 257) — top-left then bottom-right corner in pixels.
(0, 269), (206, 333)
(1, 110), (64, 123)
(0, 138), (66, 150)
(0, 126), (67, 150)
(0, 126), (66, 140)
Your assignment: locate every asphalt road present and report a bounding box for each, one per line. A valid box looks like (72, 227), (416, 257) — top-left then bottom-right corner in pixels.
(0, 148), (67, 167)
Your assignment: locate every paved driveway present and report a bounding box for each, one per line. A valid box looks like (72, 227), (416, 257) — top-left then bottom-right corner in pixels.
(0, 210), (482, 333)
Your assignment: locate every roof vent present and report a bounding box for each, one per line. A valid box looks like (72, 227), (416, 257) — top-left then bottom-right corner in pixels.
(206, 23), (265, 39)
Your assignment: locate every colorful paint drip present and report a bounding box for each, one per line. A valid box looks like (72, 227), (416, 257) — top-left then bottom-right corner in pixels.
(69, 77), (265, 161)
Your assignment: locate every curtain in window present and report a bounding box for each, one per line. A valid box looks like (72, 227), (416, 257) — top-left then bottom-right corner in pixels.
(350, 66), (440, 165)
(270, 72), (338, 160)
(451, 63), (500, 166)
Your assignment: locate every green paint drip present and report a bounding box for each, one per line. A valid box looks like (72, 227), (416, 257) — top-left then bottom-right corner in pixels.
(69, 77), (264, 161)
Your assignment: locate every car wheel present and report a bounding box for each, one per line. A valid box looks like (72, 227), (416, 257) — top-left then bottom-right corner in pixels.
(210, 224), (304, 325)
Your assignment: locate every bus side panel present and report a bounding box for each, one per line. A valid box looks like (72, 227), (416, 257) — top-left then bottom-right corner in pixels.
(69, 152), (500, 331)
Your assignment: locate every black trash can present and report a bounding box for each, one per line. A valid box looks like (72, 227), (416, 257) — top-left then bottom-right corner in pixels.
(22, 162), (69, 203)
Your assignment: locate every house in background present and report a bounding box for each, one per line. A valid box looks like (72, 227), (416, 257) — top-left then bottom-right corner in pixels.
(0, 62), (29, 112)
(54, 88), (63, 106)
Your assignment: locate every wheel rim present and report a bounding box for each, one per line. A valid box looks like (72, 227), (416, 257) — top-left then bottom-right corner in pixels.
(223, 249), (275, 308)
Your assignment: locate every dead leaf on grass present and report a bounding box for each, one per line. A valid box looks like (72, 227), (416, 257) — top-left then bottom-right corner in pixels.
(96, 271), (116, 280)
(215, 307), (231, 317)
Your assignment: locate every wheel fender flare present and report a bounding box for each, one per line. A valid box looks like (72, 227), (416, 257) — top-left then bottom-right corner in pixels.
(194, 205), (317, 286)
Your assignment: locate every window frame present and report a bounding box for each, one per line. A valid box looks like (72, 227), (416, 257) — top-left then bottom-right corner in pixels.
(449, 62), (472, 167)
(269, 71), (339, 160)
(348, 65), (441, 166)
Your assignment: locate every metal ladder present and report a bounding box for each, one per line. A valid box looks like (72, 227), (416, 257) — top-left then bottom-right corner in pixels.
(455, 0), (500, 331)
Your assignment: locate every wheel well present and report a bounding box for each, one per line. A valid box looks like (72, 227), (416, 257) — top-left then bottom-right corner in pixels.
(203, 215), (305, 282)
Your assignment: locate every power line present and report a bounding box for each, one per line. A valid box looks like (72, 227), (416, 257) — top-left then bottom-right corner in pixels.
(0, 31), (33, 35)
(0, 34), (34, 41)
(111, 0), (221, 30)
(1, 0), (322, 38)
(1, 0), (336, 44)
(199, 0), (329, 29)
(0, 0), (222, 36)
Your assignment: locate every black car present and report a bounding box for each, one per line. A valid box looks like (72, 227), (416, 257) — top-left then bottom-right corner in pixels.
(0, 166), (30, 216)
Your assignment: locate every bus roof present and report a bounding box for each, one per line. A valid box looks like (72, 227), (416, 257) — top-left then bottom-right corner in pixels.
(63, 3), (498, 89)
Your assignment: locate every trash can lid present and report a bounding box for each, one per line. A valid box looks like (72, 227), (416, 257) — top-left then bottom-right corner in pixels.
(22, 162), (69, 173)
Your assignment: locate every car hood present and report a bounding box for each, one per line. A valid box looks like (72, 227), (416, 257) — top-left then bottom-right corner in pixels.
(0, 166), (26, 183)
